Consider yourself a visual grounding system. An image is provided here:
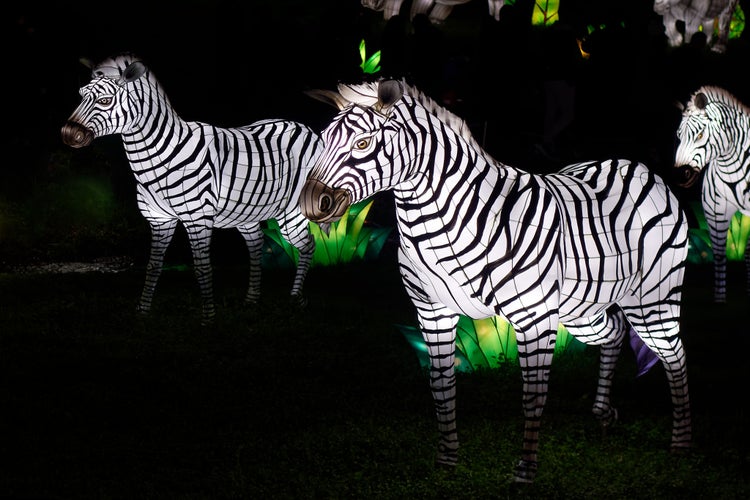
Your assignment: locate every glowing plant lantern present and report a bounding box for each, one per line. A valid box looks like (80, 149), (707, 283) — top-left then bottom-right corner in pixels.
(263, 199), (392, 268)
(531, 0), (559, 26)
(398, 317), (585, 372)
(359, 39), (381, 75)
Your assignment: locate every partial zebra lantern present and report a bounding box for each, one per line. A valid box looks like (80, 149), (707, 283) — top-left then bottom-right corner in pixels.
(361, 0), (507, 23)
(653, 0), (740, 53)
(62, 53), (323, 325)
(300, 79), (691, 484)
(674, 85), (750, 303)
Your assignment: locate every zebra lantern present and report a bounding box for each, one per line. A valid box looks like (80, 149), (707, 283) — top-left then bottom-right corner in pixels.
(61, 53), (323, 325)
(674, 85), (750, 302)
(300, 79), (692, 484)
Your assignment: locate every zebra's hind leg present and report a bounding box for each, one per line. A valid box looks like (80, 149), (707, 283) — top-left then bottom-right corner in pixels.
(564, 307), (627, 435)
(238, 224), (264, 307)
(138, 219), (178, 317)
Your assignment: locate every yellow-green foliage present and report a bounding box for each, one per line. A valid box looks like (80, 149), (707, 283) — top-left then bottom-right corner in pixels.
(262, 199), (392, 268)
(398, 317), (585, 372)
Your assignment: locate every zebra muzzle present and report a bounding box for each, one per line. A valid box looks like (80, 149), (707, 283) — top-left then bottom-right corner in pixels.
(61, 121), (95, 148)
(675, 165), (701, 188)
(299, 178), (352, 224)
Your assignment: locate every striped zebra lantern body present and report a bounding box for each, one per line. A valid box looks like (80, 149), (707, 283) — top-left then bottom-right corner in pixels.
(300, 80), (692, 484)
(62, 53), (323, 325)
(674, 85), (750, 303)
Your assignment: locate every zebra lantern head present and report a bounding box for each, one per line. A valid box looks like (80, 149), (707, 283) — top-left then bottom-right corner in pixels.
(674, 88), (729, 188)
(61, 54), (150, 148)
(299, 79), (410, 224)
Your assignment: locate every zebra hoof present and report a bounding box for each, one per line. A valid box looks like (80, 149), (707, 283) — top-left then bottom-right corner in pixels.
(290, 294), (308, 309)
(512, 460), (538, 483)
(434, 460), (456, 472)
(594, 407), (618, 428)
(670, 444), (693, 456)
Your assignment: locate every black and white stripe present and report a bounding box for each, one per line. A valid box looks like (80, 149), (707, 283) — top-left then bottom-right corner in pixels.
(300, 79), (691, 484)
(674, 85), (750, 303)
(62, 53), (322, 325)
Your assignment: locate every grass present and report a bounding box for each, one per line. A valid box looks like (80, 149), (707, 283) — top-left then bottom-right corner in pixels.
(1, 256), (749, 499)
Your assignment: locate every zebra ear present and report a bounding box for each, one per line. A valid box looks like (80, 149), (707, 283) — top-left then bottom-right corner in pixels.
(376, 79), (403, 112)
(694, 92), (708, 110)
(304, 89), (350, 111)
(117, 61), (147, 87)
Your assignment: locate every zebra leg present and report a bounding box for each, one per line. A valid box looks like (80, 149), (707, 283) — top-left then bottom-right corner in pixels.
(238, 224), (264, 306)
(565, 309), (628, 430)
(511, 322), (557, 483)
(185, 222), (216, 326)
(278, 213), (315, 308)
(706, 214), (730, 303)
(713, 3), (737, 53)
(415, 304), (460, 468)
(138, 219), (178, 316)
(629, 320), (692, 452)
(622, 271), (692, 452)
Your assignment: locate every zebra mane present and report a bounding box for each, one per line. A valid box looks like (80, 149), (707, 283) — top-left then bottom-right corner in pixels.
(339, 79), (480, 149)
(89, 52), (145, 80)
(691, 85), (750, 115)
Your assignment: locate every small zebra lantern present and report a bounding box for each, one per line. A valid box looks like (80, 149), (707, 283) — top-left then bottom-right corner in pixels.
(674, 85), (750, 302)
(301, 79), (692, 484)
(653, 0), (740, 53)
(62, 53), (323, 325)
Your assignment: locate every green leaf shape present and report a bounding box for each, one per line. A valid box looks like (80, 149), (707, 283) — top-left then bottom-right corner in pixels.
(359, 39), (381, 74)
(262, 199), (391, 269)
(727, 211), (750, 260)
(398, 317), (586, 372)
(531, 0), (560, 26)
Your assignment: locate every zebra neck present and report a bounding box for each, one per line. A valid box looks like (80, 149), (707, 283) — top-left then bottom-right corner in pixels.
(122, 114), (194, 174)
(392, 159), (523, 236)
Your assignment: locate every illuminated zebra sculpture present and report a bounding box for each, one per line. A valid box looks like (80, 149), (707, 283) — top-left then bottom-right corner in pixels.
(361, 0), (506, 23)
(62, 53), (322, 325)
(653, 0), (740, 53)
(674, 85), (750, 302)
(300, 79), (692, 483)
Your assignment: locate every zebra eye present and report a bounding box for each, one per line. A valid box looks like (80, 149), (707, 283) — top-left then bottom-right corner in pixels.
(97, 97), (113, 106)
(354, 138), (370, 150)
(697, 131), (703, 140)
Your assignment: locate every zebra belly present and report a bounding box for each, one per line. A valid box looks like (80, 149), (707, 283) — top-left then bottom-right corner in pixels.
(559, 253), (639, 319)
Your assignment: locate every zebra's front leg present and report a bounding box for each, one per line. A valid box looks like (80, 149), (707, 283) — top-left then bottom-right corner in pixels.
(417, 305), (460, 468)
(513, 323), (557, 484)
(185, 223), (216, 326)
(278, 214), (315, 308)
(138, 219), (178, 317)
(706, 213), (730, 303)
